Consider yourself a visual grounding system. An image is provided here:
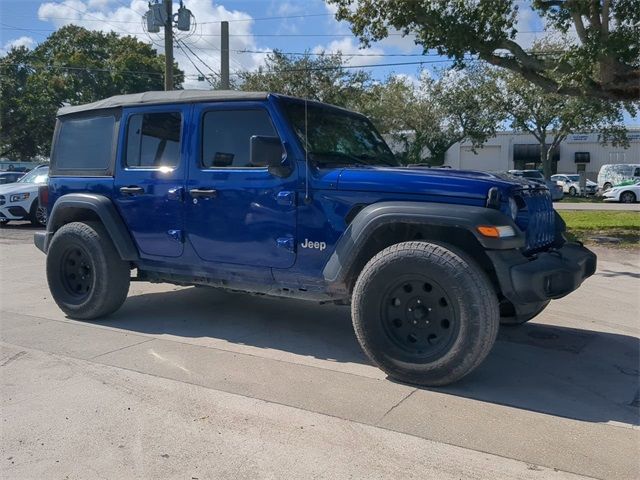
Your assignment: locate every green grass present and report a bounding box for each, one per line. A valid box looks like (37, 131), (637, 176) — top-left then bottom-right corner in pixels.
(559, 211), (640, 230)
(559, 211), (640, 247)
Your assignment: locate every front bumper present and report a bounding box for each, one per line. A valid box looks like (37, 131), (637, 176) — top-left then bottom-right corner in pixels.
(488, 242), (597, 304)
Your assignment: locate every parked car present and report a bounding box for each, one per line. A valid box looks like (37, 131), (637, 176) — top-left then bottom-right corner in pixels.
(0, 166), (48, 226)
(602, 181), (640, 203)
(507, 170), (564, 201)
(0, 171), (25, 185)
(34, 91), (596, 386)
(551, 174), (597, 196)
(597, 164), (640, 191)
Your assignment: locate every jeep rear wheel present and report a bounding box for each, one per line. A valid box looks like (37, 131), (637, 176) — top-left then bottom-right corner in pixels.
(351, 241), (499, 386)
(47, 221), (130, 319)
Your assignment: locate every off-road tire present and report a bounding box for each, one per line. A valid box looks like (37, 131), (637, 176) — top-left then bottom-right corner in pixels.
(500, 300), (550, 326)
(620, 191), (637, 203)
(351, 241), (499, 386)
(47, 221), (130, 319)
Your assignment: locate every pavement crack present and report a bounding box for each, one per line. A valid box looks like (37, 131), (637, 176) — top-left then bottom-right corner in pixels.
(90, 338), (155, 360)
(0, 350), (26, 367)
(377, 388), (417, 424)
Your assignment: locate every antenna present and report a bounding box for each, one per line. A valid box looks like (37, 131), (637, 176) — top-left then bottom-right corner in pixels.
(304, 98), (311, 204)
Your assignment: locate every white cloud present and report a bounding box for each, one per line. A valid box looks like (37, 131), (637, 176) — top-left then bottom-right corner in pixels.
(2, 36), (36, 52)
(312, 36), (386, 66)
(37, 0), (266, 89)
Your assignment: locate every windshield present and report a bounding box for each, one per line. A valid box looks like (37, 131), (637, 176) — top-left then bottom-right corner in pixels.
(17, 167), (48, 184)
(567, 175), (580, 182)
(280, 99), (398, 167)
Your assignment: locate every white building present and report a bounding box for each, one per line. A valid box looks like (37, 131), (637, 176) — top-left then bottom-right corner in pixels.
(444, 129), (640, 180)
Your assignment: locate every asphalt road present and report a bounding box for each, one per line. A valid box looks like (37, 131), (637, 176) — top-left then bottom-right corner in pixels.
(1, 223), (639, 479)
(554, 201), (640, 211)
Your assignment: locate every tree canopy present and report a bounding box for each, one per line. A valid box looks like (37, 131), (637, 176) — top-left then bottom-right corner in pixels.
(0, 25), (183, 159)
(328, 0), (640, 102)
(361, 68), (503, 165)
(489, 63), (628, 178)
(237, 50), (373, 109)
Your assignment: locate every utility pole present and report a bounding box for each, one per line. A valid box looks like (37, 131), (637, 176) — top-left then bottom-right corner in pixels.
(163, 0), (174, 91)
(221, 20), (230, 89)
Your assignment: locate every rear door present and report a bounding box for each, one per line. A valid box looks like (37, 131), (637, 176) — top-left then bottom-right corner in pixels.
(185, 101), (297, 268)
(114, 105), (189, 258)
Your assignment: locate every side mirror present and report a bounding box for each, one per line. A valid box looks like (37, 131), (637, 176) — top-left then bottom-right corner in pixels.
(250, 135), (291, 177)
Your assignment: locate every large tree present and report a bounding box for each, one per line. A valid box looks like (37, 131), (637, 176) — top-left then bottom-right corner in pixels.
(328, 0), (640, 102)
(362, 68), (503, 165)
(0, 25), (183, 159)
(238, 50), (372, 109)
(491, 67), (628, 178)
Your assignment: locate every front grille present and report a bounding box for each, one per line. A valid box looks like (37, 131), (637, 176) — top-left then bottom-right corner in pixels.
(515, 189), (556, 252)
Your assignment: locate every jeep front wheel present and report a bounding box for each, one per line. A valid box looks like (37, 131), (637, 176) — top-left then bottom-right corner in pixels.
(47, 221), (130, 319)
(351, 241), (499, 386)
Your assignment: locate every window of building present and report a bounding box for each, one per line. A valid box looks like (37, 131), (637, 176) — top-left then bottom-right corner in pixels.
(201, 109), (277, 168)
(126, 112), (181, 168)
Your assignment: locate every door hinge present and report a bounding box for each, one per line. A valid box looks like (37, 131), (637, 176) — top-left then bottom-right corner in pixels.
(167, 229), (184, 243)
(276, 235), (295, 252)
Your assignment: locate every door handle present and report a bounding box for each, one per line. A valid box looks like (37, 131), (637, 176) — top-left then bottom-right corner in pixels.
(119, 186), (144, 195)
(189, 188), (217, 199)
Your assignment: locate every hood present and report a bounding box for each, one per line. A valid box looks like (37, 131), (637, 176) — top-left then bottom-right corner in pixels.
(335, 166), (534, 199)
(0, 182), (40, 196)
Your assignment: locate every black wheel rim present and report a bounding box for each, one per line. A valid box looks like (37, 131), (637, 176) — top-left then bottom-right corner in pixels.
(60, 246), (93, 300)
(381, 275), (459, 359)
(621, 192), (634, 203)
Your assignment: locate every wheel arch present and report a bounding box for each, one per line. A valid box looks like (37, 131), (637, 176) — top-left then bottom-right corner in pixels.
(323, 201), (525, 295)
(38, 193), (138, 261)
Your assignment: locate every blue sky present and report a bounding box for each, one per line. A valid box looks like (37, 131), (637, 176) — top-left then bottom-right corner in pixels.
(0, 0), (637, 126)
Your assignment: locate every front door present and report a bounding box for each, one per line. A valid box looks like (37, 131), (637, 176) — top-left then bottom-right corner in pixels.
(186, 102), (297, 268)
(114, 105), (188, 258)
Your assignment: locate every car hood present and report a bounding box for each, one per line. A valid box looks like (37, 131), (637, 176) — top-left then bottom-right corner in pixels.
(0, 182), (40, 195)
(334, 166), (535, 199)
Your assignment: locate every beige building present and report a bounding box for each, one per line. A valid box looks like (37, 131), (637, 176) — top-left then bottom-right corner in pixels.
(444, 129), (640, 180)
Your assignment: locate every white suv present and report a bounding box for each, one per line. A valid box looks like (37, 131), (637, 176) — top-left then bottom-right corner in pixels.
(0, 166), (48, 226)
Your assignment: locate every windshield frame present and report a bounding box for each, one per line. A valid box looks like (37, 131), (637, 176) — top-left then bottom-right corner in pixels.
(277, 96), (398, 168)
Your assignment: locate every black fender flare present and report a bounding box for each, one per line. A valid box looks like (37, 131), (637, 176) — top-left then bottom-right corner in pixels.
(322, 201), (525, 287)
(36, 193), (138, 261)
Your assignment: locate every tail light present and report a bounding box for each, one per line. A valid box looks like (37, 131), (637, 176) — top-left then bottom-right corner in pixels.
(38, 184), (49, 209)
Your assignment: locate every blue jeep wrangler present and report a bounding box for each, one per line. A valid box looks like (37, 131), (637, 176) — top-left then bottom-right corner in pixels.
(35, 91), (596, 386)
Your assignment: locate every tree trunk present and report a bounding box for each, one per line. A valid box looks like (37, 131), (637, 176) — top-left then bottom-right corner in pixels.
(539, 138), (552, 179)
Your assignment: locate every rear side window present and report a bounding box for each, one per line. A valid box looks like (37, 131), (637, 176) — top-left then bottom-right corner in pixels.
(54, 115), (116, 171)
(126, 112), (181, 168)
(201, 109), (277, 168)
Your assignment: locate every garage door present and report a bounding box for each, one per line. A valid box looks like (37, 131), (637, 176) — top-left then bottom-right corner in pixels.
(459, 146), (503, 172)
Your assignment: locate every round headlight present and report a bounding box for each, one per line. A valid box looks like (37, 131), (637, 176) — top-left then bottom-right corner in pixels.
(509, 197), (518, 220)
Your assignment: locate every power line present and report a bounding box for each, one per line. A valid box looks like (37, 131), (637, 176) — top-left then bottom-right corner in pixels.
(177, 39), (220, 79)
(176, 39), (215, 86)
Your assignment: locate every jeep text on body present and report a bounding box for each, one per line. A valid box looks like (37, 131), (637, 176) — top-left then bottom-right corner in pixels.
(35, 91), (597, 386)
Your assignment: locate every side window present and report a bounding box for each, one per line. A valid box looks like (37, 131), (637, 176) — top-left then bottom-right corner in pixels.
(126, 112), (181, 168)
(633, 167), (640, 177)
(54, 115), (115, 171)
(201, 109), (277, 168)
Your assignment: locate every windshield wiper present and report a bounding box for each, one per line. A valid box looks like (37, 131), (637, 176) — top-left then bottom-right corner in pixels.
(355, 153), (398, 168)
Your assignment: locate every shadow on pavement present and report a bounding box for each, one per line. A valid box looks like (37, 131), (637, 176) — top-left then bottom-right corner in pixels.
(96, 286), (640, 426)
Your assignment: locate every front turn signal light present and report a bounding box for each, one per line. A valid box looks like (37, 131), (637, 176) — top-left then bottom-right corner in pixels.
(476, 225), (516, 238)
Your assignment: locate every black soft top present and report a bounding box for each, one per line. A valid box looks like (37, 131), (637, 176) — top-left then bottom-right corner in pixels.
(57, 90), (270, 117)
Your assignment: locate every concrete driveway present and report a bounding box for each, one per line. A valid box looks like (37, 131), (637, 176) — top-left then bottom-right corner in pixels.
(1, 223), (639, 479)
